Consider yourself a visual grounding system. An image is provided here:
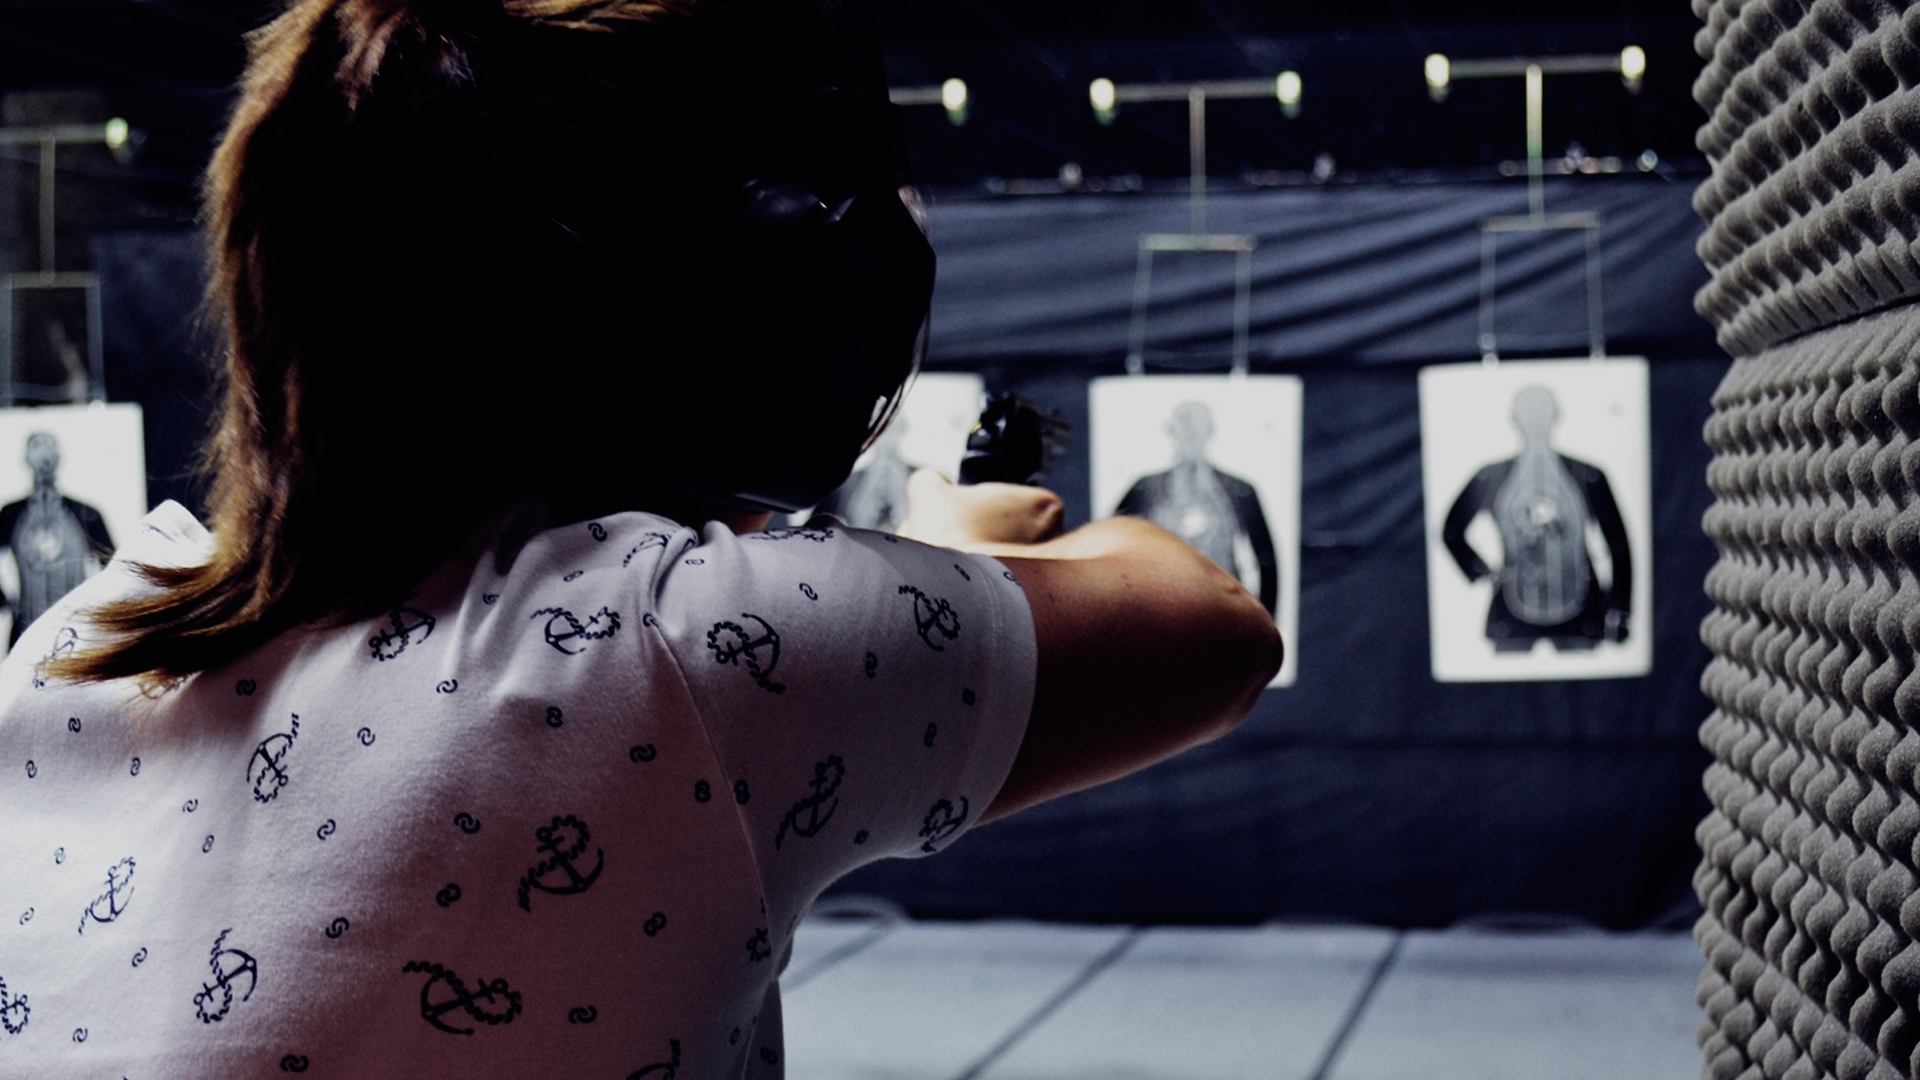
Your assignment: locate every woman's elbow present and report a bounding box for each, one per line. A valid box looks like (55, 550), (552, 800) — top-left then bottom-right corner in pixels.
(1192, 592), (1283, 744)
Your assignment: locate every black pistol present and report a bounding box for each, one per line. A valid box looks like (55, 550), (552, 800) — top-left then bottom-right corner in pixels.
(957, 393), (1070, 486)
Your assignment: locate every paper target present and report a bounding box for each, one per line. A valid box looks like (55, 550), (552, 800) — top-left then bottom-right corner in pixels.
(1419, 358), (1651, 682)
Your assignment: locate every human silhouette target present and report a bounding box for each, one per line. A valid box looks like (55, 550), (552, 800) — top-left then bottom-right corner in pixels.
(1090, 376), (1301, 686)
(1419, 359), (1651, 682)
(0, 405), (145, 650)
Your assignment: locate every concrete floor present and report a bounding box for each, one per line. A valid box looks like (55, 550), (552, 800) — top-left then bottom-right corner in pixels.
(779, 914), (1704, 1080)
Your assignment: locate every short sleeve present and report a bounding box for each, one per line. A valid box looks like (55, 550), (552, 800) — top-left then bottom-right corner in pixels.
(0, 501), (211, 692)
(641, 519), (1036, 929)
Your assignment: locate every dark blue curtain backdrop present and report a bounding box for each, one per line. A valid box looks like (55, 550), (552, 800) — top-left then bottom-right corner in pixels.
(93, 175), (1721, 928)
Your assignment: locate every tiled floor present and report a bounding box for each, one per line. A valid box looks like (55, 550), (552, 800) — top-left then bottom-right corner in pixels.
(780, 914), (1704, 1080)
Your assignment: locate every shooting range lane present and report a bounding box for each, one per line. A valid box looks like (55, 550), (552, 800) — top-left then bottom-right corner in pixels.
(779, 916), (1701, 1080)
(1324, 931), (1705, 1080)
(780, 920), (1132, 1080)
(976, 925), (1394, 1080)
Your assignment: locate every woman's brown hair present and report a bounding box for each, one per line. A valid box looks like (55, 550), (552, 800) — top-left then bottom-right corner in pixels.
(45, 0), (853, 683)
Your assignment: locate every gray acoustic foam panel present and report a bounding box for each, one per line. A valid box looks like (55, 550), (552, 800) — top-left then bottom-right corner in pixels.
(1694, 1), (1920, 1077)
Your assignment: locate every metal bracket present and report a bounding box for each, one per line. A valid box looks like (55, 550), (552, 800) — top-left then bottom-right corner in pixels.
(1, 272), (104, 406)
(1478, 212), (1605, 364)
(1126, 233), (1256, 376)
(0, 122), (129, 405)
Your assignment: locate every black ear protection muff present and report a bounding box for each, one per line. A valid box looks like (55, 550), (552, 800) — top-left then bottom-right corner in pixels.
(661, 0), (936, 514)
(487, 0), (932, 515)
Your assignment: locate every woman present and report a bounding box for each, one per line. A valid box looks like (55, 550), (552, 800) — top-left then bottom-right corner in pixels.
(0, 0), (1281, 1076)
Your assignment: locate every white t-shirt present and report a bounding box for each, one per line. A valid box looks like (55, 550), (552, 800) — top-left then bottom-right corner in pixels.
(0, 501), (1036, 1079)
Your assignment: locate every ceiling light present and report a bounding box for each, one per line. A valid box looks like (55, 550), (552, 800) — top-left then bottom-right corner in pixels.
(941, 78), (968, 125)
(1090, 77), (1117, 125)
(1620, 45), (1646, 92)
(1276, 71), (1302, 118)
(1424, 54), (1450, 103)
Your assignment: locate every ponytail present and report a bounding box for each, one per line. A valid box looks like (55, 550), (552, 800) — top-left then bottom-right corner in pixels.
(50, 0), (697, 685)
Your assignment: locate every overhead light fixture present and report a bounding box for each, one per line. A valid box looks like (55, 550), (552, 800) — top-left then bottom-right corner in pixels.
(1424, 53), (1450, 102)
(1090, 77), (1117, 125)
(1276, 71), (1302, 119)
(1620, 45), (1646, 93)
(941, 78), (969, 125)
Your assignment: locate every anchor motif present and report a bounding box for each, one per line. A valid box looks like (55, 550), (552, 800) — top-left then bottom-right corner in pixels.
(898, 586), (960, 651)
(78, 857), (135, 934)
(516, 815), (604, 912)
(745, 928), (771, 962)
(531, 606), (621, 656)
(248, 714), (300, 804)
(706, 614), (784, 694)
(625, 1038), (682, 1079)
(192, 929), (259, 1023)
(748, 526), (833, 542)
(401, 961), (521, 1035)
(775, 756), (843, 849)
(32, 625), (77, 688)
(622, 532), (674, 567)
(919, 796), (971, 853)
(369, 604), (436, 661)
(0, 975), (28, 1035)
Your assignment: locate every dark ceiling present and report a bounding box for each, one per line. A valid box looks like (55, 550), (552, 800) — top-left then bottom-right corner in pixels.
(0, 0), (1703, 220)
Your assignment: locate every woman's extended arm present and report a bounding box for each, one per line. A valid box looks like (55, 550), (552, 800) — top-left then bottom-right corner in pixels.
(898, 470), (1283, 823)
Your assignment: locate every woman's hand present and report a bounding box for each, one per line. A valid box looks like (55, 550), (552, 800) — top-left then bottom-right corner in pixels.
(896, 468), (1064, 549)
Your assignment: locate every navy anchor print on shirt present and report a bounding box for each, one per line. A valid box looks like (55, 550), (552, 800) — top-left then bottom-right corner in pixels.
(77, 857), (135, 934)
(919, 797), (971, 853)
(0, 975), (28, 1035)
(707, 615), (784, 693)
(623, 532), (673, 567)
(31, 625), (77, 688)
(192, 929), (259, 1023)
(401, 961), (522, 1035)
(249, 714), (300, 804)
(898, 586), (960, 650)
(516, 815), (604, 912)
(369, 604), (436, 661)
(775, 756), (843, 850)
(532, 606), (621, 655)
(747, 526), (832, 542)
